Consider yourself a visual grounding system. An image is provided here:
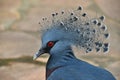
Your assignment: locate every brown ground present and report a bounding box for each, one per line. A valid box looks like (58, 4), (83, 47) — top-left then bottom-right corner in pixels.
(0, 0), (120, 80)
(95, 0), (120, 21)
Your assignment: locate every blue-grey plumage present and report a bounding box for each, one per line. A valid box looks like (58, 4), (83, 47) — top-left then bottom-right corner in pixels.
(45, 40), (115, 80)
(33, 6), (116, 80)
(47, 51), (116, 80)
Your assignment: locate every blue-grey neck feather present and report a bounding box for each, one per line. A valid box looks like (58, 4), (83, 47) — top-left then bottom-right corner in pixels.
(46, 49), (76, 69)
(40, 6), (109, 53)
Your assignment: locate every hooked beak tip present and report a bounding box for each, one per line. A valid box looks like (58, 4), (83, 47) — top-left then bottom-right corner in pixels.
(33, 52), (40, 60)
(33, 54), (37, 60)
(33, 49), (45, 60)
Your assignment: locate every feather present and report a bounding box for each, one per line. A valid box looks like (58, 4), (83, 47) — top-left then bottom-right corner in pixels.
(39, 6), (110, 54)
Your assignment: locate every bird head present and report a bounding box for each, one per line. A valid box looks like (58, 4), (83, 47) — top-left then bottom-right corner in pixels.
(33, 6), (110, 60)
(33, 26), (75, 60)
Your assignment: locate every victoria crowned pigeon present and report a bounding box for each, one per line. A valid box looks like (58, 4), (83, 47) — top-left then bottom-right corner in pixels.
(33, 6), (116, 80)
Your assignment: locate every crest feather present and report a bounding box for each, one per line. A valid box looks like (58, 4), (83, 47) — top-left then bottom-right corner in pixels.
(39, 6), (110, 53)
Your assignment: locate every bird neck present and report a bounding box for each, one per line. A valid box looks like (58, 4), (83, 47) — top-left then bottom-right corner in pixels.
(46, 50), (77, 69)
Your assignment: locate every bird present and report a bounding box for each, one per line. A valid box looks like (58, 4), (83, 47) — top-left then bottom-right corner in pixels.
(33, 6), (116, 80)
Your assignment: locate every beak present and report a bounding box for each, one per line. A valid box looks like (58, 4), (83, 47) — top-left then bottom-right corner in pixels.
(33, 48), (45, 60)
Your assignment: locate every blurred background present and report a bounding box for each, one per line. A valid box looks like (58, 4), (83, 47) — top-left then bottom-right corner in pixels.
(0, 0), (120, 80)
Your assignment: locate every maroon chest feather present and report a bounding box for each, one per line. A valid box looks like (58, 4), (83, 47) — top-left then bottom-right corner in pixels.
(46, 66), (63, 80)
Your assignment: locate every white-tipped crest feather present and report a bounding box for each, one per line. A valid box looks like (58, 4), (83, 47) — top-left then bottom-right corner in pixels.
(39, 6), (110, 53)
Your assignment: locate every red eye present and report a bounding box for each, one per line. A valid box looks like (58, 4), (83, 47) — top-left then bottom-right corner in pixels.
(47, 41), (54, 47)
